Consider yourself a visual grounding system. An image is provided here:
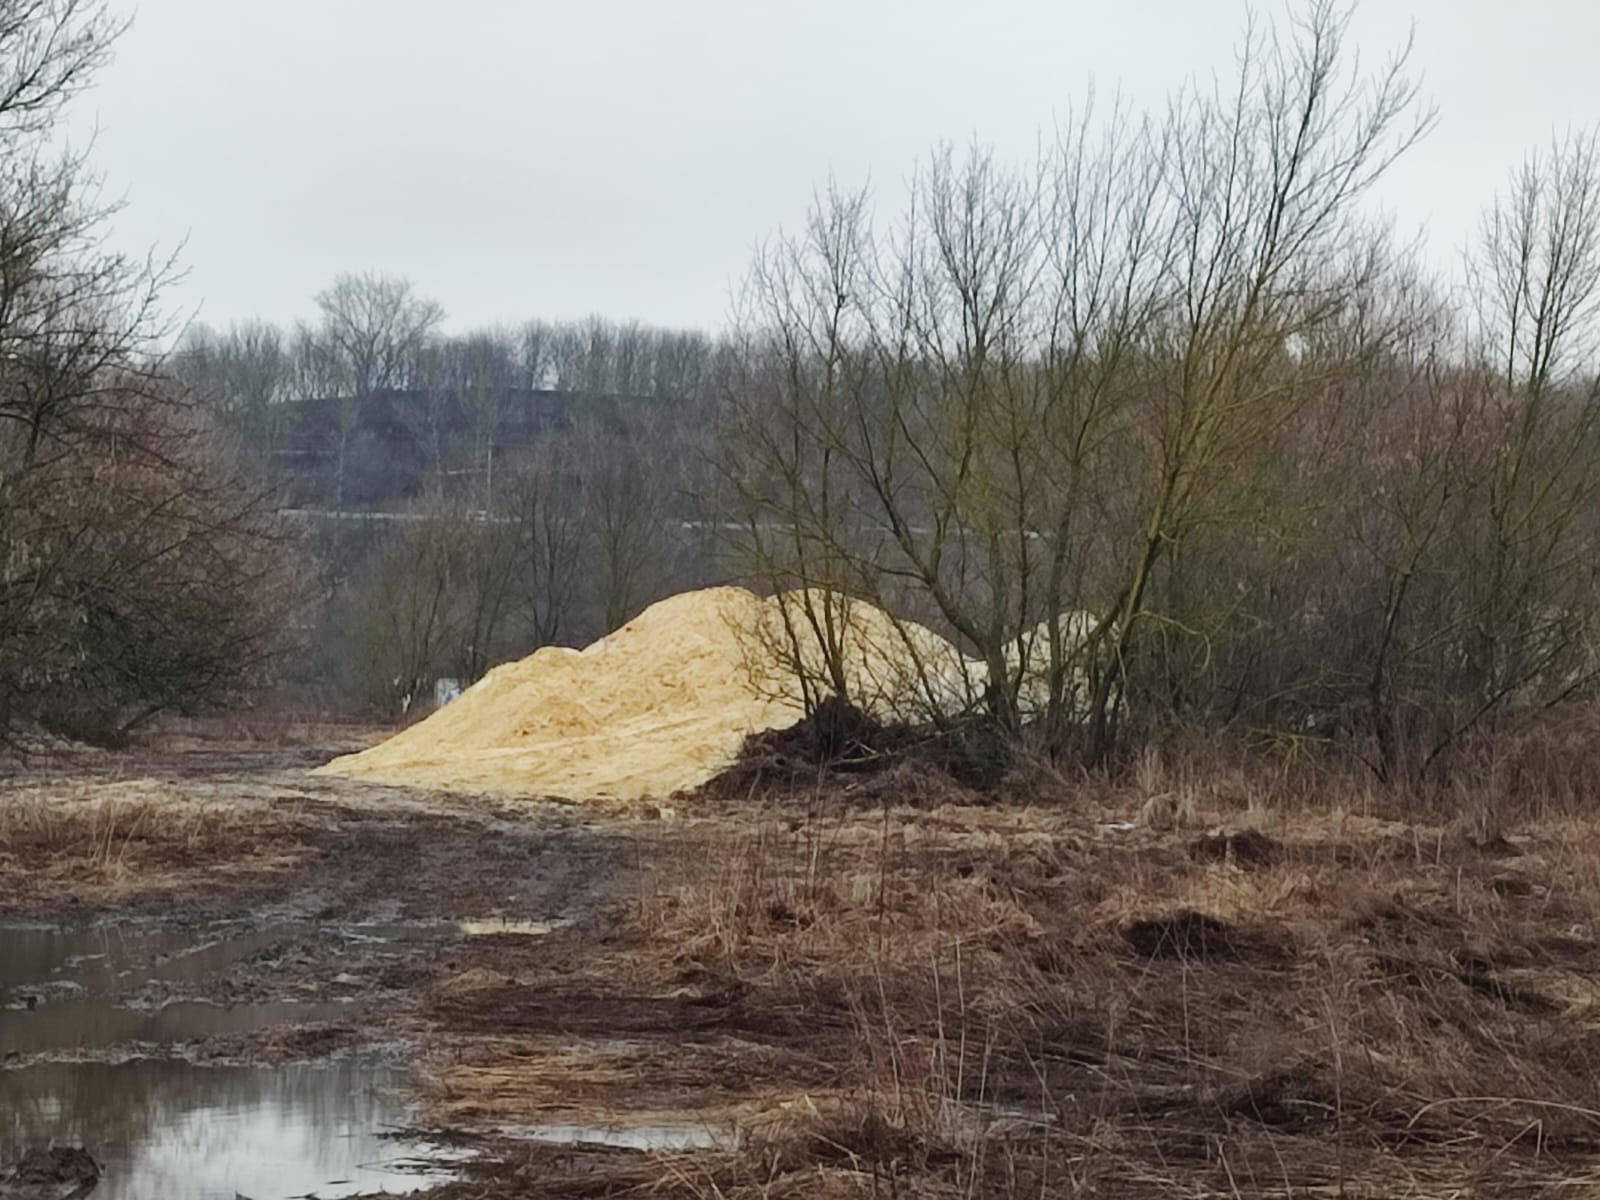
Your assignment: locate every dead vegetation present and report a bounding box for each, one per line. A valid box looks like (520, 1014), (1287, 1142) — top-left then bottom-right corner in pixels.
(0, 778), (309, 908)
(417, 743), (1600, 1198)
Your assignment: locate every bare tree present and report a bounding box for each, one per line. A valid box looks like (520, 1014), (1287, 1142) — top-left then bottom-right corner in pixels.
(398, 337), (463, 484)
(453, 509), (522, 684)
(315, 272), (444, 397)
(455, 329), (516, 509)
(573, 412), (675, 633)
(343, 483), (574, 712)
(517, 321), (556, 390)
(286, 320), (344, 399)
(343, 495), (466, 716)
(172, 320), (292, 451)
(508, 448), (583, 647)
(0, 0), (303, 740)
(1437, 129), (1600, 762)
(314, 272), (443, 506)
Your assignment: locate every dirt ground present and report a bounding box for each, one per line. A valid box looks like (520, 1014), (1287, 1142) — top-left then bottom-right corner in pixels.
(10, 728), (1600, 1197)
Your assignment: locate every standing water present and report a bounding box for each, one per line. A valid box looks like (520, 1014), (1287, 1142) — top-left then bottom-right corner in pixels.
(0, 921), (455, 1199)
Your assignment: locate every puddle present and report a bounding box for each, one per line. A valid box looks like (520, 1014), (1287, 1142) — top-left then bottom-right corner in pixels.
(0, 1061), (454, 1198)
(0, 921), (456, 1198)
(516, 1120), (736, 1151)
(458, 918), (569, 937)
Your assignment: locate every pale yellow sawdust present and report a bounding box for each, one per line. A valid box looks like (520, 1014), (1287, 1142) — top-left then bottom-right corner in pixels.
(320, 587), (795, 801)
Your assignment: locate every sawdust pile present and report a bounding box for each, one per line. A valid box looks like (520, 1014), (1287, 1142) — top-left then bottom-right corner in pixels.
(321, 587), (788, 802)
(320, 585), (1099, 802)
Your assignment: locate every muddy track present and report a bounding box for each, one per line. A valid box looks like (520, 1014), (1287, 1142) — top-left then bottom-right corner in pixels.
(4, 744), (625, 924)
(0, 740), (633, 1197)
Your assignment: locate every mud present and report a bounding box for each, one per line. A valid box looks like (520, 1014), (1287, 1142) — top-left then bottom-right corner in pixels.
(0, 912), (454, 1197)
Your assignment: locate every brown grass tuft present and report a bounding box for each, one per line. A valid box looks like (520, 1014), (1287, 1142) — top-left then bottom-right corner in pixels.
(0, 778), (308, 907)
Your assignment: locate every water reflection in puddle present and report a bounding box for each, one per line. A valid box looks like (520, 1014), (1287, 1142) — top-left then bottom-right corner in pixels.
(516, 1120), (736, 1151)
(458, 918), (569, 937)
(0, 1061), (453, 1199)
(0, 921), (455, 1198)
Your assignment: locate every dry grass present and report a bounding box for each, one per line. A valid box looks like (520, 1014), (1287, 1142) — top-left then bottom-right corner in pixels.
(0, 777), (309, 907)
(143, 712), (388, 753)
(422, 746), (1600, 1197)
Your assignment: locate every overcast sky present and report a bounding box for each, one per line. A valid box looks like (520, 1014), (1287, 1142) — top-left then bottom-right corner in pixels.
(69, 0), (1600, 337)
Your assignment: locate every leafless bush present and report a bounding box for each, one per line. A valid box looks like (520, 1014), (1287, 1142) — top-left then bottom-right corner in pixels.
(720, 2), (1431, 770)
(719, 3), (1600, 791)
